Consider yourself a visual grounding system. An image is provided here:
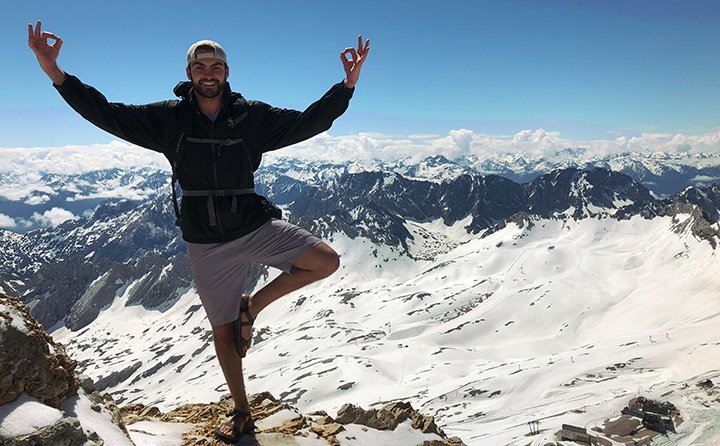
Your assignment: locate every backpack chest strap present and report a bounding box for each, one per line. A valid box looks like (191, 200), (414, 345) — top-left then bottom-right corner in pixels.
(182, 188), (256, 226)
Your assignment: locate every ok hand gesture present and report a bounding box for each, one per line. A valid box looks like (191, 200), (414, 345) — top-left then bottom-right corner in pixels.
(341, 36), (370, 89)
(28, 20), (66, 85)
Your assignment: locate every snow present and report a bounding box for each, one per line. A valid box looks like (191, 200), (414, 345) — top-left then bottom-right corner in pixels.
(0, 395), (63, 437)
(62, 390), (134, 446)
(337, 420), (446, 445)
(254, 408), (303, 430)
(47, 213), (720, 445)
(126, 420), (193, 446)
(0, 303), (31, 335)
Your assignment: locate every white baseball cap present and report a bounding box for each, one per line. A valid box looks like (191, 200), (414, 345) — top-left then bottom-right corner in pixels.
(186, 40), (227, 65)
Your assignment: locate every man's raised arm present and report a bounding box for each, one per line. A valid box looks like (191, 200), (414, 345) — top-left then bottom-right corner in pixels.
(26, 20), (175, 155)
(28, 21), (66, 86)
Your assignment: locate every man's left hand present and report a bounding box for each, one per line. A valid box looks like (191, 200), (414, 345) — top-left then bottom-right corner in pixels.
(341, 35), (370, 89)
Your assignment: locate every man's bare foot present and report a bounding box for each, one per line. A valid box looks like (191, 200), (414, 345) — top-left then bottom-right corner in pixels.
(215, 409), (254, 443)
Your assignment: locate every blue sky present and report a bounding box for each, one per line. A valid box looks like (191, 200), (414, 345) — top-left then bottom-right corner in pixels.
(2, 0), (719, 147)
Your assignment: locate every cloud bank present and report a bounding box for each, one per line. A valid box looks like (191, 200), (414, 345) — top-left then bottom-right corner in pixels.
(266, 129), (720, 164)
(1, 129), (719, 176)
(0, 141), (168, 175)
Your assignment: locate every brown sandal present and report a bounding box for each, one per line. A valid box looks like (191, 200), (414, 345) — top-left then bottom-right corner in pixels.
(214, 409), (255, 444)
(233, 295), (255, 358)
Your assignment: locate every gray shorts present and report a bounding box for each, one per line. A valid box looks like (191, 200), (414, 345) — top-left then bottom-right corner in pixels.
(187, 219), (323, 326)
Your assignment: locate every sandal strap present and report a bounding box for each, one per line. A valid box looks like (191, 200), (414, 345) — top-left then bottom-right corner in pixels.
(239, 298), (255, 325)
(227, 409), (251, 418)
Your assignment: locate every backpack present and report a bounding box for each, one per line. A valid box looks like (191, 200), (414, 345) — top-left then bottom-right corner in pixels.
(169, 93), (258, 227)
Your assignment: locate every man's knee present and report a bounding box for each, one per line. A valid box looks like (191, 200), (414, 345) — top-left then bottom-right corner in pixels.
(317, 245), (340, 278)
(295, 243), (340, 279)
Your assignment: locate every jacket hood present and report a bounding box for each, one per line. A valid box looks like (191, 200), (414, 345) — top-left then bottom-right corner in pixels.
(173, 81), (193, 99)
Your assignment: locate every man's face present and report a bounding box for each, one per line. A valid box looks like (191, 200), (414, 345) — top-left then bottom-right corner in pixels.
(186, 55), (229, 100)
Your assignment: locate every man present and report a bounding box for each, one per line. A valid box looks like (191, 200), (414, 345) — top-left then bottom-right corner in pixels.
(28, 21), (369, 443)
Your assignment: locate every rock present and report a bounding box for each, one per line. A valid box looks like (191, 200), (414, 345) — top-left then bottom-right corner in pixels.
(2, 416), (89, 446)
(0, 294), (78, 408)
(323, 422), (345, 435)
(315, 415), (336, 425)
(95, 361), (142, 391)
(697, 379), (714, 389)
(84, 390), (127, 434)
(336, 400), (447, 438)
(0, 395), (94, 446)
(120, 392), (467, 446)
(77, 373), (96, 394)
(336, 403), (379, 426)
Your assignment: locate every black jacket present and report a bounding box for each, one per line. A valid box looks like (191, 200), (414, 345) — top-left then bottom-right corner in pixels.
(55, 74), (354, 243)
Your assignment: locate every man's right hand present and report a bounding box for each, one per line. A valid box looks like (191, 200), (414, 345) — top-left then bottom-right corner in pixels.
(28, 20), (66, 86)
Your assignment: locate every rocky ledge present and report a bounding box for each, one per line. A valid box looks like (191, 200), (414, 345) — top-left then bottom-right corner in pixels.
(0, 293), (466, 446)
(122, 391), (467, 445)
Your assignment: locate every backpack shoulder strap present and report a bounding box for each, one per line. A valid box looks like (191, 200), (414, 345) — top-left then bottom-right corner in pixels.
(228, 94), (249, 128)
(171, 99), (194, 226)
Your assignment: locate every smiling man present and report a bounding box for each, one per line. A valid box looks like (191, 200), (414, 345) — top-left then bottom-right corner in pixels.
(28, 21), (369, 444)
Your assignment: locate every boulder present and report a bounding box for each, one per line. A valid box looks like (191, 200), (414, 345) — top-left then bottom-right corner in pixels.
(336, 400), (446, 438)
(0, 294), (78, 407)
(0, 394), (89, 446)
(3, 416), (88, 446)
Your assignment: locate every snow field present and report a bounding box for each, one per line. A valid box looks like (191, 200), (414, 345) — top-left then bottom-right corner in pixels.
(51, 214), (720, 445)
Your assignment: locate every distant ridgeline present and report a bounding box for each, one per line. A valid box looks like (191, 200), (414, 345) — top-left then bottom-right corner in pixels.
(0, 158), (719, 332)
(1, 151), (719, 234)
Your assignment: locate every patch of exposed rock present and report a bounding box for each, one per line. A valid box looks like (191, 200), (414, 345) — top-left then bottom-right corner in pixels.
(0, 294), (131, 445)
(1, 292), (466, 445)
(122, 392), (467, 446)
(0, 293), (78, 407)
(335, 401), (443, 436)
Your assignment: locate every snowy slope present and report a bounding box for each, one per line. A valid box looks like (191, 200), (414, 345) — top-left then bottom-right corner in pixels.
(51, 212), (720, 445)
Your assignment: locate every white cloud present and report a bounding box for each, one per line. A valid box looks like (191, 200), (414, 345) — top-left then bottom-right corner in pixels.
(31, 208), (78, 228)
(265, 128), (720, 166)
(67, 186), (156, 201)
(689, 175), (720, 188)
(0, 213), (16, 228)
(4, 130), (720, 173)
(691, 175), (720, 183)
(25, 194), (51, 205)
(0, 140), (168, 175)
(0, 176), (56, 202)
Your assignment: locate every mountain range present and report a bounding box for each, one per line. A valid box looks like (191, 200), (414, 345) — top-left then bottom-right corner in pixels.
(2, 153), (720, 444)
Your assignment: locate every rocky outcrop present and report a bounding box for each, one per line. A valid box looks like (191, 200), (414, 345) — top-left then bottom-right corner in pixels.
(1, 413), (89, 446)
(335, 401), (444, 436)
(0, 294), (129, 446)
(1, 292), (467, 445)
(0, 293), (78, 407)
(122, 392), (468, 446)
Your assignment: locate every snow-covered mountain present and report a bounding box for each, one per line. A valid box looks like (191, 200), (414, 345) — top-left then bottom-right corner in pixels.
(2, 149), (719, 234)
(46, 209), (720, 445)
(3, 158), (720, 445)
(465, 149), (720, 197)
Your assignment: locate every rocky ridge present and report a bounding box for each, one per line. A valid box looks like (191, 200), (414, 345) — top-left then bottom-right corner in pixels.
(2, 165), (720, 368)
(123, 392), (466, 446)
(0, 293), (467, 445)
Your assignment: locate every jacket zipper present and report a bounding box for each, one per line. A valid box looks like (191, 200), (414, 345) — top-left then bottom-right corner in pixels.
(209, 126), (226, 242)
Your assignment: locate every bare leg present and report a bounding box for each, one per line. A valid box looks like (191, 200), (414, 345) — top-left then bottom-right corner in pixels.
(237, 242), (339, 355)
(212, 323), (250, 438)
(215, 242), (339, 437)
(251, 242), (340, 316)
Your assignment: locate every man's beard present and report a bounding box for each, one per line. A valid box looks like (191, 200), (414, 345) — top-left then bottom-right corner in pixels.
(193, 78), (225, 99)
